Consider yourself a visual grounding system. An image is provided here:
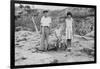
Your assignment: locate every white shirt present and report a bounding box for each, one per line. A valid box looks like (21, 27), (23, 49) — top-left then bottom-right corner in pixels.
(41, 16), (51, 26)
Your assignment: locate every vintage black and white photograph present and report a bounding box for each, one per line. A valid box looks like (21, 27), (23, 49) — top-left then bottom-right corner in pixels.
(11, 0), (96, 68)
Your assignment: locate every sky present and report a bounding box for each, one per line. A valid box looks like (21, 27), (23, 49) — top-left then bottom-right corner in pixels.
(15, 3), (67, 10)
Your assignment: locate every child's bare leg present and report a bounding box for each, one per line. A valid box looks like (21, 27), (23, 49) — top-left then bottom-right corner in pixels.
(67, 39), (71, 52)
(67, 39), (71, 47)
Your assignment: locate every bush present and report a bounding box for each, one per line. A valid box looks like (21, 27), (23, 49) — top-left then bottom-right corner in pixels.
(74, 16), (94, 35)
(15, 6), (95, 36)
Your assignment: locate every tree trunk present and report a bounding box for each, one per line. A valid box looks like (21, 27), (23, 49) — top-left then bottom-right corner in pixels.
(32, 17), (39, 33)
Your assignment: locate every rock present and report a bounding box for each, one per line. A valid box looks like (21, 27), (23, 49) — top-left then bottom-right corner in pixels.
(84, 31), (94, 38)
(80, 48), (94, 57)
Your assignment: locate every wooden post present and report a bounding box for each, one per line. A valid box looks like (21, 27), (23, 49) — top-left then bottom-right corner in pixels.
(32, 16), (39, 33)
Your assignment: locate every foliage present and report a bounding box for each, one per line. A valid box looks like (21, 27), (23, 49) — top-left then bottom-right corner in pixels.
(15, 5), (95, 36)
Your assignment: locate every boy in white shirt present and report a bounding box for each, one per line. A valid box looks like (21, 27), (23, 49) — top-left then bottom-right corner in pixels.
(40, 10), (52, 51)
(65, 12), (73, 50)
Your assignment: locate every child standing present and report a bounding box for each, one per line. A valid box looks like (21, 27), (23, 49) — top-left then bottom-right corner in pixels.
(65, 12), (73, 50)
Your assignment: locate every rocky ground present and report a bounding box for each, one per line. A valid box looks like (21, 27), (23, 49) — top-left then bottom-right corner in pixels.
(15, 31), (94, 66)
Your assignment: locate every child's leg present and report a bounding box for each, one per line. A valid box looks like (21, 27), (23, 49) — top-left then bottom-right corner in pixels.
(40, 27), (45, 51)
(67, 39), (71, 47)
(44, 27), (49, 51)
(67, 39), (72, 52)
(64, 39), (68, 50)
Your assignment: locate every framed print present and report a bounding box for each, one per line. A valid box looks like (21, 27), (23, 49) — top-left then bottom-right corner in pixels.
(10, 0), (96, 69)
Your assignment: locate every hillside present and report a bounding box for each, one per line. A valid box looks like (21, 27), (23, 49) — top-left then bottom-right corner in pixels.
(15, 6), (95, 36)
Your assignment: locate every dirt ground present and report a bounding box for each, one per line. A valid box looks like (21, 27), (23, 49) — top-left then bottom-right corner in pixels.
(15, 31), (94, 65)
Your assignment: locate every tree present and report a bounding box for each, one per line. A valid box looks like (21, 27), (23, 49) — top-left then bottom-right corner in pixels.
(32, 17), (39, 33)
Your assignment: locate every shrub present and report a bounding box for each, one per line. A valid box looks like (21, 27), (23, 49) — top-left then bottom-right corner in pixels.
(15, 6), (95, 36)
